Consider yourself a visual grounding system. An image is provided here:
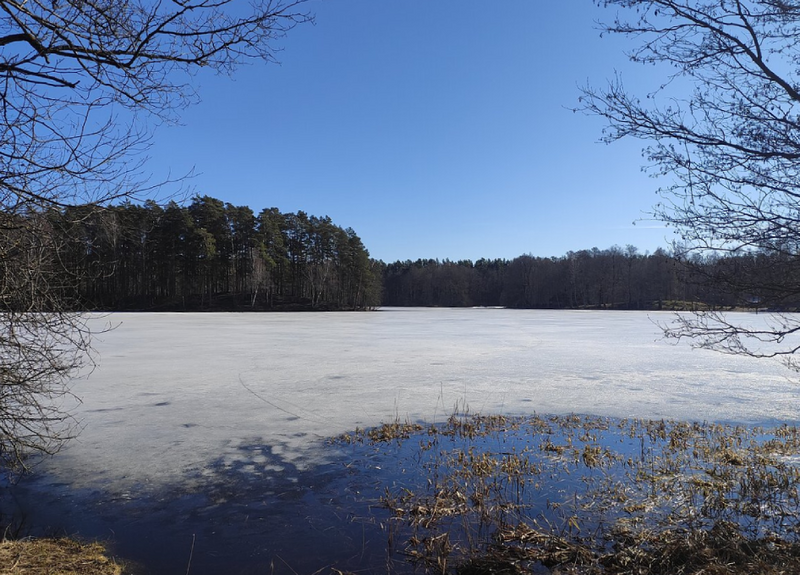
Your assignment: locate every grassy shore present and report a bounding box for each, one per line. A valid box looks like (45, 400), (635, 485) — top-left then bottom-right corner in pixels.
(0, 539), (121, 575)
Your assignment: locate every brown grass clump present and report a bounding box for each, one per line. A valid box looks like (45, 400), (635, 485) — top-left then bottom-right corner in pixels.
(368, 421), (424, 443)
(0, 538), (121, 575)
(487, 520), (800, 575)
(334, 420), (424, 443)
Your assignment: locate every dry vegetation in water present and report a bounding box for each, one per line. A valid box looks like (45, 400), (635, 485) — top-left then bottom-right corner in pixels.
(0, 538), (121, 575)
(335, 413), (800, 575)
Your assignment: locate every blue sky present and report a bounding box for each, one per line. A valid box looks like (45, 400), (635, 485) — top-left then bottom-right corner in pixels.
(147, 1), (679, 263)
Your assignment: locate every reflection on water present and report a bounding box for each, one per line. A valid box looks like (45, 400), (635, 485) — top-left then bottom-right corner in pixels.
(2, 439), (397, 574)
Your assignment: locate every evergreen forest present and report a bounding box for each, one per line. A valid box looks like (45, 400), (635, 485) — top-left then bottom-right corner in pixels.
(37, 196), (788, 312)
(49, 196), (381, 311)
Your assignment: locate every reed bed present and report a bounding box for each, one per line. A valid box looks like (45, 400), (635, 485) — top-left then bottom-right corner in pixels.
(334, 413), (800, 574)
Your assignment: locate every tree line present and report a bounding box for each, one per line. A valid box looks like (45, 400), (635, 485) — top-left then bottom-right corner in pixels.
(381, 247), (787, 311)
(37, 198), (795, 313)
(47, 196), (381, 311)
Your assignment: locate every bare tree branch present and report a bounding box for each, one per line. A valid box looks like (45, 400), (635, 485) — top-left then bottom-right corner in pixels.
(583, 1), (800, 365)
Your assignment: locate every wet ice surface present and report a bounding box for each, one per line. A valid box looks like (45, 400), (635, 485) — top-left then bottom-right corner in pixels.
(3, 308), (799, 573)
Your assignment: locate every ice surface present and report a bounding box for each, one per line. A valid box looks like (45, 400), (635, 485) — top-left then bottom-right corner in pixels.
(43, 308), (798, 495)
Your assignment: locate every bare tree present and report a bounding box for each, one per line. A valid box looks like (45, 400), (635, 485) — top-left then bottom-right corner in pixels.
(0, 211), (90, 471)
(0, 0), (310, 472)
(581, 0), (800, 367)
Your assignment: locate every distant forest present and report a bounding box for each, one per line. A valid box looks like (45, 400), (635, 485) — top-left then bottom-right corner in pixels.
(38, 196), (783, 312)
(384, 250), (703, 309)
(382, 248), (796, 311)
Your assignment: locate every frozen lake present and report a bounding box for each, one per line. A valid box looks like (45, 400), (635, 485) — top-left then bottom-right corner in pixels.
(4, 308), (799, 573)
(58, 308), (797, 491)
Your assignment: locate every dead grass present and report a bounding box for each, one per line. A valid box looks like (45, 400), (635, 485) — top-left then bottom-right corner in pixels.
(0, 538), (121, 575)
(338, 413), (800, 574)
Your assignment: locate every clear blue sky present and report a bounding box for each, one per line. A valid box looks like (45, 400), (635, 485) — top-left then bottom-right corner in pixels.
(147, 0), (679, 263)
